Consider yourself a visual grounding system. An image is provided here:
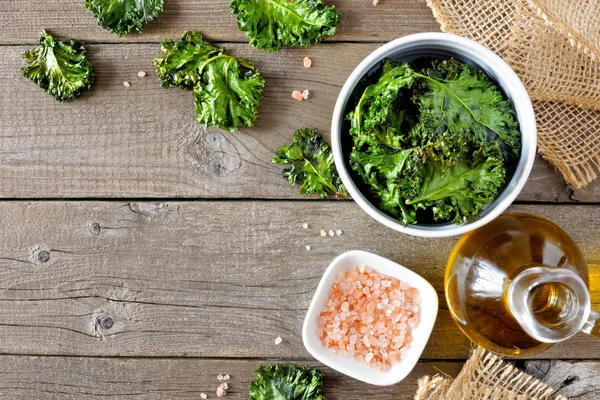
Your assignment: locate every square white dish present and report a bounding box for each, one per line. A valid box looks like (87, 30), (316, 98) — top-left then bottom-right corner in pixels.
(302, 250), (438, 386)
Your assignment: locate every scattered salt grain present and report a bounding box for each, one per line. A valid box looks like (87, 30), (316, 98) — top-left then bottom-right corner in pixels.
(335, 229), (342, 236)
(302, 223), (308, 229)
(217, 374), (223, 381)
(328, 230), (335, 236)
(137, 71), (147, 78)
(123, 81), (130, 87)
(303, 56), (312, 68)
(292, 90), (303, 101)
(320, 230), (327, 237)
(200, 393), (208, 399)
(274, 336), (283, 345)
(223, 375), (230, 380)
(306, 245), (311, 251)
(216, 387), (226, 397)
(302, 89), (310, 100)
(221, 383), (228, 390)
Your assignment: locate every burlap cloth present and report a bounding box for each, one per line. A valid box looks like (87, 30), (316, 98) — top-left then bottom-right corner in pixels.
(414, 347), (567, 400)
(424, 0), (600, 188)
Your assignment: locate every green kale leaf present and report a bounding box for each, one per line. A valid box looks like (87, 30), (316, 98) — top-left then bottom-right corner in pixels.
(85, 0), (164, 36)
(230, 0), (341, 52)
(408, 136), (506, 224)
(414, 59), (521, 160)
(193, 55), (265, 131)
(154, 32), (265, 132)
(22, 31), (95, 102)
(273, 128), (347, 198)
(348, 61), (419, 151)
(154, 31), (223, 90)
(249, 364), (327, 400)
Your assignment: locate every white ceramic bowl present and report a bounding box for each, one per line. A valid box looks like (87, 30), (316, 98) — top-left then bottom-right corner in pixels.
(302, 250), (438, 386)
(331, 33), (537, 238)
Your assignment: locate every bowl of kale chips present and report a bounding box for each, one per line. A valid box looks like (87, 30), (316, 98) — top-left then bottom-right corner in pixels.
(331, 33), (536, 238)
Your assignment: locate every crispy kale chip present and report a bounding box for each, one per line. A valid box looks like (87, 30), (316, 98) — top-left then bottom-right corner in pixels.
(249, 364), (327, 400)
(414, 59), (521, 160)
(154, 31), (223, 90)
(273, 128), (348, 198)
(22, 31), (95, 102)
(193, 56), (265, 131)
(154, 32), (265, 132)
(230, 0), (341, 52)
(84, 0), (164, 36)
(347, 58), (518, 225)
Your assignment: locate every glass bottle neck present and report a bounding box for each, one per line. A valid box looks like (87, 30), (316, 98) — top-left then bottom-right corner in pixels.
(506, 265), (591, 343)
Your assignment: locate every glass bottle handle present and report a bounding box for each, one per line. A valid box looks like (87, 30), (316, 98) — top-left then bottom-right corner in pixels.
(582, 310), (600, 337)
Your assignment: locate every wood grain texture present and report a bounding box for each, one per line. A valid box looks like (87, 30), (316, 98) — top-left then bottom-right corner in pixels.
(0, 201), (597, 359)
(0, 43), (596, 200)
(0, 356), (597, 399)
(0, 0), (439, 44)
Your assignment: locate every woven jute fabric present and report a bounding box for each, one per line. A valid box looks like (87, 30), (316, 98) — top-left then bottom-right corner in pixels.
(414, 347), (567, 400)
(425, 0), (600, 187)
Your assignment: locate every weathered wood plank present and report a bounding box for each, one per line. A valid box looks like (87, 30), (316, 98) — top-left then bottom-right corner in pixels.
(0, 0), (439, 44)
(0, 201), (597, 359)
(0, 44), (596, 201)
(521, 359), (600, 399)
(0, 356), (597, 399)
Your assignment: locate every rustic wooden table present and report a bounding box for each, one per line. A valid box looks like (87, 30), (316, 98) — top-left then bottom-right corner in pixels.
(0, 0), (599, 398)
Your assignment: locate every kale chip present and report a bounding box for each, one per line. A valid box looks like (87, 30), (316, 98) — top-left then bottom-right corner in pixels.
(22, 31), (95, 102)
(230, 0), (341, 52)
(85, 0), (164, 36)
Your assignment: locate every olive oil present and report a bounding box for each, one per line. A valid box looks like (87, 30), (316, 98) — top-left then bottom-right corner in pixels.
(445, 213), (588, 355)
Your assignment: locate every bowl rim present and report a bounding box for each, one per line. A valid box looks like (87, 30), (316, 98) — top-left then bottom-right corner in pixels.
(302, 250), (439, 386)
(331, 32), (537, 238)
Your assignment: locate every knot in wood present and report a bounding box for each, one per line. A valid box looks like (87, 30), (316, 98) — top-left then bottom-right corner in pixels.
(30, 246), (51, 265)
(97, 314), (114, 330)
(36, 250), (50, 263)
(87, 221), (101, 236)
(192, 131), (241, 178)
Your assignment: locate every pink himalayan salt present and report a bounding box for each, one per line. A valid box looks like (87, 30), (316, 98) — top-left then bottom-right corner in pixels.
(317, 266), (421, 370)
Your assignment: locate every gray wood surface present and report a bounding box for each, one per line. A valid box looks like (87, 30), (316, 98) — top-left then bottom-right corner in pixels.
(0, 0), (439, 44)
(0, 356), (595, 399)
(0, 43), (596, 200)
(0, 201), (597, 361)
(2, 0), (600, 398)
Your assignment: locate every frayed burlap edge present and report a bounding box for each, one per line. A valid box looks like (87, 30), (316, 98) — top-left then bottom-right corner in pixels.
(414, 347), (568, 400)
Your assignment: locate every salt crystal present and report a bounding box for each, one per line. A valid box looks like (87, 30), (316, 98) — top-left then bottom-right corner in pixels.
(201, 393), (208, 399)
(302, 90), (310, 100)
(123, 81), (130, 87)
(217, 374), (223, 381)
(335, 229), (342, 236)
(328, 230), (335, 236)
(221, 383), (228, 390)
(302, 223), (308, 229)
(305, 245), (311, 251)
(223, 375), (230, 380)
(292, 90), (303, 101)
(137, 71), (147, 78)
(320, 230), (327, 237)
(274, 336), (283, 345)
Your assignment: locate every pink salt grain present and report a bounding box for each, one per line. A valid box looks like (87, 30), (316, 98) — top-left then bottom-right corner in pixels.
(292, 90), (303, 101)
(317, 266), (421, 370)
